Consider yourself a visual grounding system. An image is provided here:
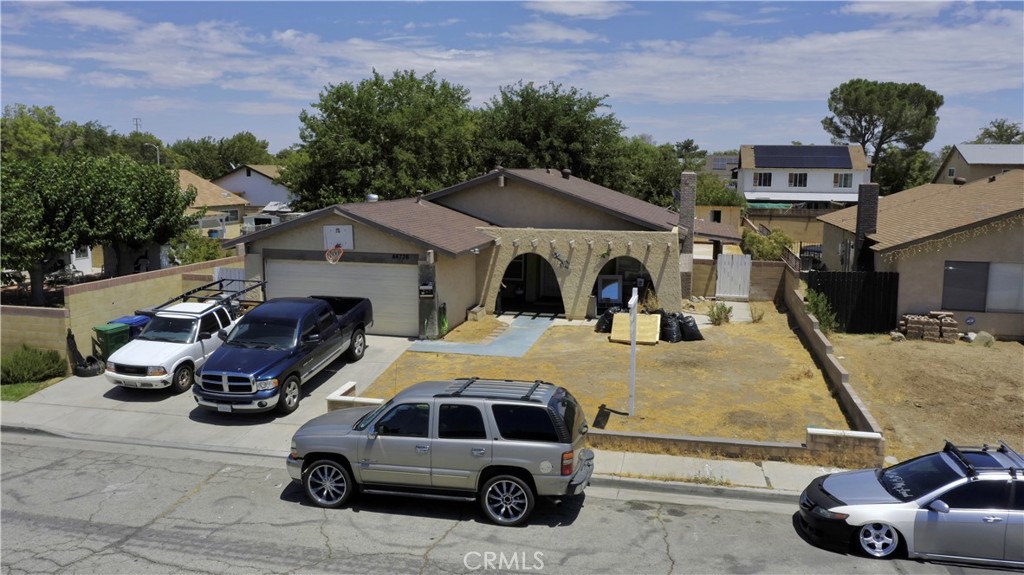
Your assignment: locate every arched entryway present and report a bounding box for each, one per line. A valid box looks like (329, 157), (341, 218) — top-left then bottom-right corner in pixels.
(495, 253), (565, 315)
(593, 256), (656, 313)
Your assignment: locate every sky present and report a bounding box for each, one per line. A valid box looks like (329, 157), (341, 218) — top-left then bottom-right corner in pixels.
(2, 1), (1022, 156)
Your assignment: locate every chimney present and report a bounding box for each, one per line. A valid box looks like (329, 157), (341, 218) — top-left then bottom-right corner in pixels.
(416, 190), (423, 203)
(953, 176), (967, 185)
(679, 171), (696, 298)
(366, 193), (379, 202)
(854, 182), (879, 271)
(561, 168), (572, 179)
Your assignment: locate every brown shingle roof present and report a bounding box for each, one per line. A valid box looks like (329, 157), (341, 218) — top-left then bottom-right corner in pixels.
(337, 198), (493, 257)
(179, 169), (249, 208)
(245, 165), (282, 179)
(819, 170), (1024, 253)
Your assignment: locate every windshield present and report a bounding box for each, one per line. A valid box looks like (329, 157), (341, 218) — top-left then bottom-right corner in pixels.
(354, 399), (393, 431)
(226, 317), (298, 350)
(137, 317), (196, 343)
(878, 452), (961, 502)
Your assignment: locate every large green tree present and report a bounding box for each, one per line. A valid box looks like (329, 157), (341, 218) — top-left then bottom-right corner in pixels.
(822, 79), (943, 194)
(281, 70), (478, 209)
(475, 80), (624, 183)
(872, 146), (940, 195)
(600, 137), (682, 207)
(970, 118), (1024, 144)
(2, 156), (96, 305)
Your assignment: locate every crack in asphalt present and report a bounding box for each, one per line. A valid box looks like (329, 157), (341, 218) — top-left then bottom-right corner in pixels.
(655, 504), (676, 575)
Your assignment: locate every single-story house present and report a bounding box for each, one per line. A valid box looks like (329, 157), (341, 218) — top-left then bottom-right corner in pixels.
(818, 170), (1024, 338)
(932, 144), (1024, 185)
(737, 145), (871, 207)
(212, 164), (291, 213)
(225, 168), (713, 338)
(179, 170), (250, 240)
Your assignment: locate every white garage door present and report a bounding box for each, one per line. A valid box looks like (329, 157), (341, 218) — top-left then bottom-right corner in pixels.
(265, 259), (419, 337)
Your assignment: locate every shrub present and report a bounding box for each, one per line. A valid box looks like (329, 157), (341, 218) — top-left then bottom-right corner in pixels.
(741, 228), (794, 261)
(805, 290), (839, 334)
(708, 302), (732, 325)
(1, 345), (67, 385)
(750, 303), (766, 323)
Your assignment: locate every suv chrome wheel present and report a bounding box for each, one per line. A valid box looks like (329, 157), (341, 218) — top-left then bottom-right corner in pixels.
(304, 460), (353, 508)
(858, 523), (900, 558)
(481, 475), (535, 526)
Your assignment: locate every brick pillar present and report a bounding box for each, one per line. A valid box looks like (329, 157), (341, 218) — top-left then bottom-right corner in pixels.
(679, 172), (696, 298)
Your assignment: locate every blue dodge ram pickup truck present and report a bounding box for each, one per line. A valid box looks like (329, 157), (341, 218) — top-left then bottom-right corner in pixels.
(193, 296), (373, 415)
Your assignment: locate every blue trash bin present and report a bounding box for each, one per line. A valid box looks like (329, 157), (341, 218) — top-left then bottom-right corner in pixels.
(110, 315), (151, 340)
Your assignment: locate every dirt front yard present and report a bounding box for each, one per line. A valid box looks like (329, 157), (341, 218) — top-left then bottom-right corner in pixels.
(367, 304), (1023, 463)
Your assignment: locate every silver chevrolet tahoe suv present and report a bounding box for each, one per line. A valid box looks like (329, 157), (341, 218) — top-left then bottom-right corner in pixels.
(287, 378), (595, 526)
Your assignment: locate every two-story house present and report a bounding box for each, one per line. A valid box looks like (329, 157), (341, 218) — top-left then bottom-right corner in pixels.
(212, 164), (290, 213)
(737, 145), (871, 208)
(932, 144), (1024, 185)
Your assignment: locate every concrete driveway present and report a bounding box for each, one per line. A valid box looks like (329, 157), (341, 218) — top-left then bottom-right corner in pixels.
(0, 335), (415, 457)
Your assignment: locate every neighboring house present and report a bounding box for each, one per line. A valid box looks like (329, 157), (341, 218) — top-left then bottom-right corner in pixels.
(818, 170), (1024, 339)
(212, 164), (290, 213)
(932, 144), (1024, 185)
(737, 145), (871, 207)
(225, 167), (715, 338)
(179, 170), (250, 240)
(703, 154), (738, 188)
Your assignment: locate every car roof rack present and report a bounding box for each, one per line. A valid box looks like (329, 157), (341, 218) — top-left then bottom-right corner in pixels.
(450, 377), (479, 396)
(943, 440), (978, 477)
(438, 377), (554, 402)
(521, 380), (543, 401)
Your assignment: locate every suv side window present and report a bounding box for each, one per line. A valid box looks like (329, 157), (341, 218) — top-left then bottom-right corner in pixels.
(940, 480), (1010, 509)
(376, 403), (430, 437)
(1013, 481), (1024, 511)
(491, 404), (558, 442)
(199, 312), (219, 335)
(438, 404), (486, 439)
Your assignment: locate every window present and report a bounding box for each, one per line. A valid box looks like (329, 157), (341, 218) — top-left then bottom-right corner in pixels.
(246, 167), (252, 177)
(833, 173), (853, 188)
(224, 209), (240, 223)
(948, 168), (956, 178)
(753, 172), (772, 187)
(788, 173), (808, 188)
(491, 405), (558, 442)
(214, 308), (231, 329)
(199, 313), (220, 336)
(74, 245), (89, 259)
(939, 480), (1010, 509)
(710, 209), (722, 223)
(438, 404), (486, 439)
(376, 403), (430, 437)
(942, 261), (1024, 313)
(1013, 481), (1024, 510)
(880, 453), (961, 501)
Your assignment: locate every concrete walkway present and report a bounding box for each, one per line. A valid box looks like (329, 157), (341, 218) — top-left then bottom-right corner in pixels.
(2, 301), (834, 505)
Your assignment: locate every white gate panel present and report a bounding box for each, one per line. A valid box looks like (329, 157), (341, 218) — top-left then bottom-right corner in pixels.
(265, 259), (419, 336)
(715, 254), (751, 301)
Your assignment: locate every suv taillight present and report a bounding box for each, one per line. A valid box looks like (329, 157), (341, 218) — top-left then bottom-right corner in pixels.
(561, 451), (574, 475)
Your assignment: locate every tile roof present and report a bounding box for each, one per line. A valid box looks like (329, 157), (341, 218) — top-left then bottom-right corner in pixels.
(955, 144), (1024, 165)
(337, 198), (494, 257)
(818, 170), (1024, 253)
(427, 168), (679, 231)
(178, 169), (249, 208)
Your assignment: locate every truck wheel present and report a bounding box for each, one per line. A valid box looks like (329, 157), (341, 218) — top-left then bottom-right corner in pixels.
(346, 329), (366, 362)
(277, 375), (300, 415)
(170, 364), (193, 394)
(303, 459), (354, 508)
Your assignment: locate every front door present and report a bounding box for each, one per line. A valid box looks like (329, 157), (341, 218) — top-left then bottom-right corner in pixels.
(915, 480), (1010, 561)
(357, 402), (432, 487)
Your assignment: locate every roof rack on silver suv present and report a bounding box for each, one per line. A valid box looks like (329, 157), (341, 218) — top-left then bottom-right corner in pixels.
(438, 377), (554, 402)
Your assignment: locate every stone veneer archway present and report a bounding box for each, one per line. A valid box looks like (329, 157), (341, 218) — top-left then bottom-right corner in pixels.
(477, 227), (682, 320)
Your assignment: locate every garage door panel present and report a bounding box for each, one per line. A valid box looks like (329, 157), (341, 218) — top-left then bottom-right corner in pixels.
(266, 260), (418, 337)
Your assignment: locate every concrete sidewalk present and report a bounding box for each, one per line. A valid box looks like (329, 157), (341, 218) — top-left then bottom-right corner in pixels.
(1, 302), (832, 504)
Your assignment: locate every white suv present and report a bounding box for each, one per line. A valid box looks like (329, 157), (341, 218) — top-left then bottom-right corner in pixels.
(287, 378), (595, 526)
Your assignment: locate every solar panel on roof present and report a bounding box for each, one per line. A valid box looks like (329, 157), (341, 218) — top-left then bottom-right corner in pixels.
(753, 146), (852, 169)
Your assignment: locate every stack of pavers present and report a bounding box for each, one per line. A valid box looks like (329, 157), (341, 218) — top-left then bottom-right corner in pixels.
(899, 312), (958, 343)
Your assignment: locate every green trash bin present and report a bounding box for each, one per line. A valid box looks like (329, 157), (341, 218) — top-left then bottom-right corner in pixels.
(93, 322), (130, 360)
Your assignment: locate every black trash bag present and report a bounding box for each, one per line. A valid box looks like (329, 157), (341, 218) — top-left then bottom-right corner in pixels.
(679, 315), (704, 341)
(594, 306), (622, 333)
(661, 312), (683, 343)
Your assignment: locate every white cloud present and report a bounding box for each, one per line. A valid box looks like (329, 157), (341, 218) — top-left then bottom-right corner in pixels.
(231, 101), (302, 116)
(499, 20), (605, 44)
(1, 59), (71, 80)
(80, 72), (140, 89)
(839, 1), (953, 20)
(17, 2), (142, 32)
(698, 10), (781, 25)
(524, 1), (631, 20)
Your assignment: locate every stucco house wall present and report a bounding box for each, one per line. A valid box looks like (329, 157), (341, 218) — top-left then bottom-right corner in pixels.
(214, 168), (290, 210)
(434, 251), (479, 329)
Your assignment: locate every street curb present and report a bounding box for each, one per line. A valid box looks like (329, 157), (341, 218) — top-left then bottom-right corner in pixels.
(2, 424), (801, 505)
(590, 474), (800, 504)
(1, 424), (288, 463)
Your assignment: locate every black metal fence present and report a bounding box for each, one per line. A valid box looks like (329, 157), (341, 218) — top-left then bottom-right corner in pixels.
(806, 271), (899, 334)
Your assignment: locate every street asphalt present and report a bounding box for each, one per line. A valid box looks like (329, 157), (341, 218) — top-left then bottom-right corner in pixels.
(1, 303), (840, 507)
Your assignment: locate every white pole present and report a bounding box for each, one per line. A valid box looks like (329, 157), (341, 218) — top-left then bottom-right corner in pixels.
(628, 287), (638, 416)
